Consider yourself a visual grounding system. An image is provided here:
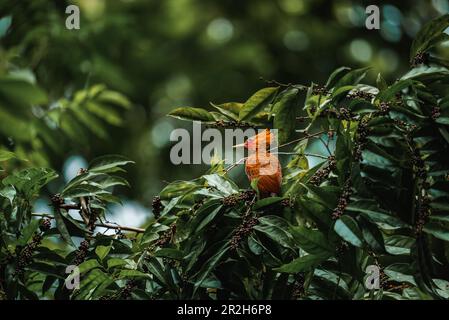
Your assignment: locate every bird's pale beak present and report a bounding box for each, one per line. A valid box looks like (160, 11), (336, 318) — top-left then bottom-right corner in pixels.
(232, 143), (245, 148)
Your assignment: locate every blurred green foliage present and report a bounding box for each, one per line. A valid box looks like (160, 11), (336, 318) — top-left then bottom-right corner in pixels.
(1, 0), (449, 207)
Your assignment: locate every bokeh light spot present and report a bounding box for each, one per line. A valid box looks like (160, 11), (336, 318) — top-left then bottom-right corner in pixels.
(63, 155), (88, 183)
(350, 39), (372, 63)
(207, 18), (234, 43)
(379, 49), (399, 72)
(283, 30), (309, 52)
(152, 121), (175, 148)
(380, 21), (402, 42)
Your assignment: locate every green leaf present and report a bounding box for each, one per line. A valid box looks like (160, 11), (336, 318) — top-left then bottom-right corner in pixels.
(154, 248), (184, 260)
(88, 154), (134, 173)
(384, 263), (417, 286)
(61, 184), (109, 198)
(0, 16), (12, 38)
(203, 174), (238, 196)
(239, 87), (278, 121)
(0, 77), (48, 107)
(273, 88), (299, 144)
(253, 197), (284, 209)
(333, 67), (370, 89)
(274, 253), (330, 273)
(325, 67), (351, 89)
(333, 215), (363, 247)
(376, 79), (414, 102)
(2, 167), (58, 199)
(346, 200), (408, 230)
(53, 209), (75, 248)
(423, 223), (449, 241)
(290, 225), (334, 255)
(141, 223), (170, 246)
(254, 216), (295, 249)
(0, 150), (16, 162)
(95, 243), (112, 261)
(118, 270), (150, 279)
(193, 241), (230, 289)
(107, 258), (128, 269)
(210, 102), (242, 120)
(359, 216), (386, 253)
(17, 219), (40, 246)
(0, 185), (15, 205)
(385, 235), (415, 255)
(168, 107), (215, 122)
(78, 259), (101, 274)
(190, 201), (223, 234)
(376, 73), (388, 91)
(97, 90), (131, 109)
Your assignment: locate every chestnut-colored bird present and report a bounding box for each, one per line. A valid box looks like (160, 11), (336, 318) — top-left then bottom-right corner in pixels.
(235, 129), (282, 198)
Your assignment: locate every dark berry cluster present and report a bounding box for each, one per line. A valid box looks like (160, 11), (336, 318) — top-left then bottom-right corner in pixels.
(291, 272), (305, 299)
(377, 102), (390, 116)
(335, 241), (349, 256)
(332, 181), (352, 220)
(414, 195), (431, 235)
(119, 280), (136, 299)
(155, 224), (176, 247)
(347, 90), (374, 101)
(192, 199), (205, 212)
(39, 218), (51, 232)
(230, 216), (259, 250)
(152, 196), (163, 219)
(337, 107), (354, 121)
(384, 281), (411, 293)
(353, 119), (370, 161)
(281, 198), (294, 208)
(239, 190), (256, 201)
(207, 120), (254, 129)
(411, 150), (427, 180)
(309, 156), (336, 186)
(16, 233), (43, 275)
(319, 109), (338, 118)
(86, 208), (100, 232)
(50, 193), (64, 207)
(431, 106), (441, 120)
(312, 86), (329, 96)
(411, 51), (429, 67)
(74, 240), (90, 266)
(222, 190), (256, 208)
(115, 229), (126, 239)
(222, 195), (239, 207)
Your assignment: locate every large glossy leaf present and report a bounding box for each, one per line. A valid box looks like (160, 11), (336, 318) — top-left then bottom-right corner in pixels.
(254, 216), (295, 249)
(88, 154), (134, 173)
(333, 215), (363, 248)
(203, 174), (238, 196)
(290, 225), (334, 255)
(168, 107), (215, 122)
(275, 253), (331, 273)
(273, 88), (299, 144)
(239, 87), (278, 121)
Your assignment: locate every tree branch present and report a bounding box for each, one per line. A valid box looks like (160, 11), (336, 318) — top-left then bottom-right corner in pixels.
(31, 213), (145, 233)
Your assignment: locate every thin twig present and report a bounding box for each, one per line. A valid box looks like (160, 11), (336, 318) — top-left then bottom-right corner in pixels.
(318, 136), (333, 156)
(224, 157), (247, 173)
(273, 152), (328, 159)
(59, 203), (80, 210)
(32, 213), (145, 233)
(270, 131), (325, 151)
